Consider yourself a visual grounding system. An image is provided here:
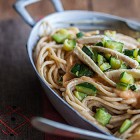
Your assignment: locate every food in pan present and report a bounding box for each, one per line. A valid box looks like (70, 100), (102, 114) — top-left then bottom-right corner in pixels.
(34, 22), (140, 139)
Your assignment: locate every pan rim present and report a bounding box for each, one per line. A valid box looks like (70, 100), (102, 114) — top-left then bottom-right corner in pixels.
(26, 10), (140, 137)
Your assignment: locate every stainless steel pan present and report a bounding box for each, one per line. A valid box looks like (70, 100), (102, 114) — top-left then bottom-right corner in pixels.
(13, 0), (140, 139)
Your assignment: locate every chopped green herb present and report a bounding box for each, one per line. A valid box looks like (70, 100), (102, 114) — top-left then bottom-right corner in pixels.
(76, 82), (97, 96)
(94, 108), (111, 126)
(97, 54), (105, 66)
(63, 39), (76, 51)
(119, 119), (132, 134)
(74, 91), (87, 101)
(123, 49), (134, 57)
(71, 64), (94, 77)
(82, 46), (93, 59)
(120, 72), (134, 84)
(124, 49), (139, 58)
(116, 82), (130, 91)
(104, 53), (111, 60)
(95, 42), (103, 46)
(135, 55), (140, 63)
(76, 32), (84, 38)
(100, 63), (111, 72)
(133, 49), (139, 58)
(130, 85), (137, 91)
(52, 29), (69, 43)
(121, 63), (128, 69)
(92, 50), (98, 62)
(104, 40), (123, 52)
(110, 57), (122, 69)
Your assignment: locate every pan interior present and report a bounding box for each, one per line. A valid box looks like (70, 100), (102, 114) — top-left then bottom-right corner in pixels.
(27, 10), (140, 137)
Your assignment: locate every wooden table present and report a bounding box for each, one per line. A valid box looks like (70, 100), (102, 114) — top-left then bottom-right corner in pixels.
(0, 0), (139, 139)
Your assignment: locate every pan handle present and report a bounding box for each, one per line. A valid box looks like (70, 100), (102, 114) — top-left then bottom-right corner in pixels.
(31, 117), (119, 140)
(13, 0), (64, 27)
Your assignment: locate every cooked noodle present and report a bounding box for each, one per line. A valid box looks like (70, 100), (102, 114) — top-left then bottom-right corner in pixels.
(34, 22), (140, 139)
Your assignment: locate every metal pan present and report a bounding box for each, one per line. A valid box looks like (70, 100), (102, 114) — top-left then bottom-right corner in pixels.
(13, 0), (140, 139)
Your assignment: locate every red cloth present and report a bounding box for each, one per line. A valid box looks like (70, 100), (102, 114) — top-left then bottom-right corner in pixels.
(43, 94), (74, 140)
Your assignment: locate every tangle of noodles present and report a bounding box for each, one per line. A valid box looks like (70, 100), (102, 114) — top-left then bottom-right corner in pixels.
(34, 22), (140, 140)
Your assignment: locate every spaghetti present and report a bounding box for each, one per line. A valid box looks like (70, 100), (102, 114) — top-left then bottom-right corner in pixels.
(34, 22), (140, 140)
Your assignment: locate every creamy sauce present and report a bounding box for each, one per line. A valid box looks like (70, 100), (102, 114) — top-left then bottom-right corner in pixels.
(114, 89), (140, 108)
(128, 133), (140, 140)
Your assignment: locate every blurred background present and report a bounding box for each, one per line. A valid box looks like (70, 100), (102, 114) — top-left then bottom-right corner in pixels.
(0, 0), (140, 21)
(0, 0), (140, 140)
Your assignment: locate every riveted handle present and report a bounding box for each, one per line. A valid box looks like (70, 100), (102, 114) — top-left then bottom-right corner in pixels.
(13, 0), (64, 27)
(32, 117), (119, 140)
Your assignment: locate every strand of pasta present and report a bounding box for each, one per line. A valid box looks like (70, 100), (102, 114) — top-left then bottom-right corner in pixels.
(64, 94), (111, 133)
(119, 122), (140, 139)
(110, 114), (132, 123)
(87, 100), (125, 115)
(81, 77), (117, 97)
(83, 96), (130, 110)
(64, 77), (133, 136)
(40, 61), (54, 87)
(35, 25), (140, 139)
(34, 36), (49, 59)
(127, 109), (140, 114)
